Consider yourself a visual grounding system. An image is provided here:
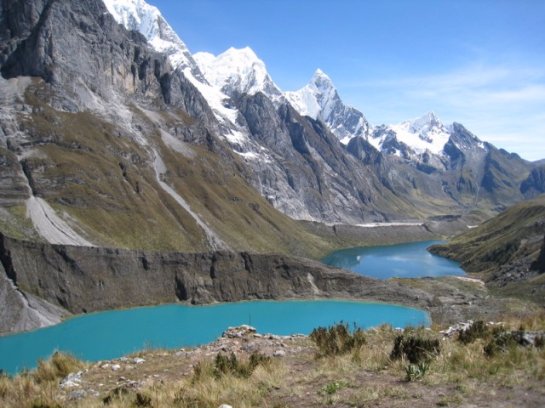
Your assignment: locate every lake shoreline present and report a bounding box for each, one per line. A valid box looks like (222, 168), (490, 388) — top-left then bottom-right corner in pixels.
(2, 232), (536, 339)
(0, 300), (430, 374)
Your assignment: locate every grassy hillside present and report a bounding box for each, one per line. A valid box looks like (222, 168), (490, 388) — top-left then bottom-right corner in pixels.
(430, 195), (545, 304)
(3, 81), (341, 258)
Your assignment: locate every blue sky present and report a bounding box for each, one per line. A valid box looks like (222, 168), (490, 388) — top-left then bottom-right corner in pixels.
(149, 0), (545, 161)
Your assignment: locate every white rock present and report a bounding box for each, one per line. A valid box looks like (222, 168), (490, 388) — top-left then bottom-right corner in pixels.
(273, 350), (286, 357)
(111, 364), (121, 371)
(133, 358), (145, 364)
(60, 371), (83, 388)
(218, 405), (233, 408)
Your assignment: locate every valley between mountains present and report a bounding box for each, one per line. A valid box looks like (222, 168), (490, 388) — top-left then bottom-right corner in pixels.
(1, 0), (545, 407)
(0, 0), (543, 331)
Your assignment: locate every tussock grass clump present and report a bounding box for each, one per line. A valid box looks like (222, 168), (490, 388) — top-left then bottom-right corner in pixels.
(172, 352), (284, 408)
(390, 332), (441, 365)
(390, 329), (441, 381)
(458, 320), (491, 344)
(212, 352), (271, 379)
(0, 352), (86, 408)
(310, 323), (366, 357)
(484, 331), (524, 357)
(34, 352), (83, 384)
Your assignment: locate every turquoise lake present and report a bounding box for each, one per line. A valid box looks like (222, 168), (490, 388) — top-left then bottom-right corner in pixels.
(0, 300), (428, 374)
(322, 240), (465, 279)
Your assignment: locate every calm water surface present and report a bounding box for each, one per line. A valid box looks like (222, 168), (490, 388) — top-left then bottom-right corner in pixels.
(322, 240), (465, 279)
(0, 300), (428, 374)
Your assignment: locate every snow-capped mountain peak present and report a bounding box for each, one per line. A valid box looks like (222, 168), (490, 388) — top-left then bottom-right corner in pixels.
(285, 68), (337, 120)
(102, 0), (202, 78)
(102, 0), (253, 147)
(370, 112), (451, 156)
(194, 47), (283, 101)
(311, 68), (334, 90)
(285, 69), (370, 142)
(409, 112), (442, 133)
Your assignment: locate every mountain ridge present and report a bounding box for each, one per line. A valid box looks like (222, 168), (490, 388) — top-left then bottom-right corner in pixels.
(0, 0), (538, 251)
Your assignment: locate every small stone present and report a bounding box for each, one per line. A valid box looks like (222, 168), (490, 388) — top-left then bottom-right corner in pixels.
(273, 350), (286, 357)
(133, 357), (145, 364)
(68, 390), (87, 400)
(60, 371), (83, 389)
(111, 364), (121, 371)
(218, 405), (233, 408)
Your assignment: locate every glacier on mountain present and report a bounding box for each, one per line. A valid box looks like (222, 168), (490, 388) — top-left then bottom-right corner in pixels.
(285, 69), (370, 144)
(370, 112), (452, 156)
(194, 47), (284, 103)
(102, 0), (201, 78)
(102, 0), (249, 147)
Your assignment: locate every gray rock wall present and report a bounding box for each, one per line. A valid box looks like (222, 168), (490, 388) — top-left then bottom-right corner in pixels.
(0, 232), (432, 334)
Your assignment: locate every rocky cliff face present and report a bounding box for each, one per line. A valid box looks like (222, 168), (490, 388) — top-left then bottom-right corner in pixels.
(521, 166), (545, 198)
(0, 232), (433, 334)
(0, 0), (353, 256)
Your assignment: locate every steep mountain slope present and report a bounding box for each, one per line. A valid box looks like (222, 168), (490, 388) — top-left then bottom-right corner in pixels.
(0, 0), (537, 255)
(521, 165), (545, 198)
(430, 195), (545, 305)
(99, 0), (536, 224)
(99, 1), (425, 223)
(0, 0), (338, 257)
(284, 70), (534, 215)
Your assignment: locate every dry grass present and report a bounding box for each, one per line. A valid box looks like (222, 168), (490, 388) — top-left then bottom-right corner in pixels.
(0, 352), (86, 408)
(1, 319), (544, 407)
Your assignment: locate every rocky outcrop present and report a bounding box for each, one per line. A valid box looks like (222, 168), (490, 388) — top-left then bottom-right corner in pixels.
(0, 261), (69, 334)
(0, 232), (433, 334)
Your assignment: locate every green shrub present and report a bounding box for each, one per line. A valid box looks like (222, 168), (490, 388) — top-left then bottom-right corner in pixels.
(405, 361), (430, 382)
(390, 333), (440, 365)
(310, 323), (366, 357)
(320, 380), (348, 395)
(484, 332), (520, 357)
(458, 321), (490, 344)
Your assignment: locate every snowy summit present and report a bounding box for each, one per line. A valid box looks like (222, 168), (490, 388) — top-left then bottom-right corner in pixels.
(286, 69), (370, 143)
(371, 112), (452, 155)
(194, 47), (283, 102)
(102, 0), (202, 78)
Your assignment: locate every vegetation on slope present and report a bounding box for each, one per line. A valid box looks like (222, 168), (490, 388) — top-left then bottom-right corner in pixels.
(4, 80), (341, 257)
(430, 195), (545, 305)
